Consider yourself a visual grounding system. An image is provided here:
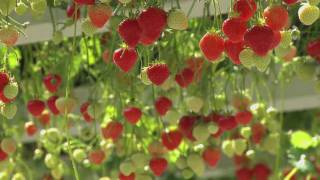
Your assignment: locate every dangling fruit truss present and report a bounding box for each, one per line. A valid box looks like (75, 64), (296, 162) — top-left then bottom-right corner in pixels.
(1, 0), (320, 179)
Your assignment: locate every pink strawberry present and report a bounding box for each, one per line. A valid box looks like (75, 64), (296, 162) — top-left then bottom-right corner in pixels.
(175, 68), (194, 88)
(202, 147), (221, 167)
(38, 111), (50, 126)
(199, 32), (225, 61)
(27, 100), (45, 117)
(118, 19), (142, 47)
(113, 48), (138, 72)
(25, 121), (37, 136)
(155, 96), (172, 116)
(123, 106), (142, 124)
(88, 149), (105, 165)
(47, 96), (60, 115)
(88, 4), (112, 28)
(244, 25), (274, 56)
(263, 6), (289, 31)
(43, 74), (62, 93)
(146, 63), (170, 86)
(222, 17), (247, 43)
(224, 40), (244, 65)
(233, 0), (257, 21)
(101, 121), (123, 141)
(0, 26), (19, 46)
(149, 157), (168, 176)
(161, 130), (183, 150)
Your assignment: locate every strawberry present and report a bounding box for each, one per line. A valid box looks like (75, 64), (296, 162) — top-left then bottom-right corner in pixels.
(113, 48), (138, 72)
(102, 49), (110, 63)
(252, 163), (271, 180)
(244, 25), (274, 56)
(148, 141), (168, 156)
(74, 0), (95, 6)
(80, 102), (94, 123)
(161, 130), (183, 150)
(298, 4), (320, 26)
(167, 9), (188, 30)
(0, 90), (13, 104)
(178, 116), (197, 141)
(283, 0), (298, 5)
(123, 106), (142, 124)
(235, 110), (253, 125)
(47, 96), (60, 115)
(0, 147), (7, 161)
(72, 149), (86, 163)
(199, 32), (225, 61)
(0, 26), (19, 46)
(137, 7), (167, 38)
(254, 53), (272, 72)
(66, 4), (80, 20)
(263, 6), (289, 31)
(3, 81), (18, 100)
(118, 19), (142, 47)
(155, 96), (172, 116)
(222, 17), (247, 43)
(88, 149), (105, 165)
(185, 96), (203, 113)
(38, 111), (50, 126)
(251, 123), (266, 144)
(27, 99), (45, 116)
(175, 68), (194, 88)
(225, 40), (244, 65)
(146, 63), (170, 86)
(43, 74), (62, 93)
(187, 154), (205, 176)
(1, 138), (16, 154)
(202, 147), (221, 167)
(270, 30), (281, 49)
(119, 173), (135, 180)
(25, 121), (37, 136)
(139, 31), (162, 46)
(218, 116), (238, 131)
(119, 161), (135, 176)
(101, 121), (123, 140)
(279, 31), (292, 48)
(233, 0), (257, 21)
(0, 72), (9, 91)
(1, 102), (17, 119)
(307, 38), (320, 59)
(55, 97), (76, 114)
(81, 19), (98, 35)
(149, 157), (168, 176)
(236, 167), (253, 180)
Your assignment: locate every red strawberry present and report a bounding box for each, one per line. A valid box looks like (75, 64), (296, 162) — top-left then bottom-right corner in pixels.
(244, 25), (274, 56)
(0, 147), (8, 161)
(123, 106), (142, 124)
(66, 4), (80, 20)
(161, 130), (183, 150)
(139, 31), (162, 46)
(283, 0), (298, 5)
(25, 121), (37, 136)
(101, 121), (123, 140)
(27, 100), (45, 116)
(202, 147), (221, 167)
(47, 96), (60, 115)
(224, 40), (244, 65)
(74, 0), (95, 5)
(149, 157), (168, 176)
(113, 48), (138, 72)
(118, 19), (142, 48)
(88, 4), (112, 28)
(251, 123), (266, 144)
(199, 33), (225, 61)
(233, 0), (257, 21)
(155, 96), (172, 116)
(307, 38), (320, 59)
(146, 64), (170, 86)
(0, 72), (9, 91)
(218, 116), (238, 131)
(236, 167), (253, 180)
(119, 173), (135, 180)
(88, 149), (105, 165)
(252, 163), (271, 180)
(235, 110), (253, 125)
(137, 7), (167, 37)
(38, 111), (50, 126)
(43, 74), (62, 93)
(270, 31), (281, 49)
(178, 116), (197, 141)
(0, 91), (13, 104)
(80, 102), (94, 123)
(263, 6), (289, 31)
(175, 68), (194, 88)
(222, 17), (247, 43)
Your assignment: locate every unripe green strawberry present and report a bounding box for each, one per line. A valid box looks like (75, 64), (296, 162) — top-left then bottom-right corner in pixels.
(3, 82), (18, 99)
(1, 103), (17, 119)
(222, 140), (235, 157)
(45, 128), (62, 143)
(15, 2), (28, 15)
(207, 122), (219, 134)
(31, 0), (47, 13)
(55, 97), (77, 114)
(163, 110), (180, 125)
(73, 149), (86, 163)
(245, 149), (255, 159)
(168, 9), (188, 30)
(34, 148), (44, 159)
(261, 133), (279, 154)
(136, 174), (152, 180)
(52, 31), (63, 44)
(192, 124), (210, 143)
(187, 153), (205, 176)
(131, 153), (149, 169)
(298, 4), (320, 26)
(309, 0), (320, 5)
(240, 127), (252, 139)
(160, 77), (175, 91)
(279, 31), (292, 47)
(82, 19), (98, 36)
(139, 68), (152, 85)
(176, 156), (187, 169)
(100, 139), (113, 152)
(51, 163), (64, 179)
(233, 139), (247, 155)
(185, 96), (204, 113)
(1, 138), (16, 154)
(254, 53), (271, 72)
(0, 0), (16, 15)
(239, 49), (255, 69)
(45, 153), (59, 169)
(119, 160), (135, 176)
(275, 45), (291, 57)
(181, 168), (194, 179)
(11, 173), (26, 180)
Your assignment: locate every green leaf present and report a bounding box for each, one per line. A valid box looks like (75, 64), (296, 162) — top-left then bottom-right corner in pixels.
(290, 131), (313, 150)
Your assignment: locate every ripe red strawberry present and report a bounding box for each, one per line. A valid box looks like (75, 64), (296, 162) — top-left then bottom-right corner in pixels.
(0, 26), (19, 46)
(236, 167), (253, 180)
(283, 0), (298, 5)
(222, 17), (247, 43)
(218, 116), (238, 131)
(88, 4), (112, 28)
(0, 147), (7, 161)
(155, 96), (172, 116)
(66, 4), (80, 20)
(118, 19), (142, 47)
(175, 68), (194, 88)
(47, 96), (60, 115)
(119, 173), (135, 180)
(146, 63), (170, 86)
(252, 163), (271, 180)
(202, 147), (221, 167)
(0, 72), (9, 91)
(235, 110), (253, 125)
(161, 130), (183, 150)
(113, 48), (138, 72)
(233, 0), (257, 21)
(74, 0), (95, 5)
(123, 106), (142, 124)
(38, 111), (50, 126)
(263, 6), (289, 31)
(80, 102), (94, 123)
(43, 74), (62, 93)
(88, 149), (105, 165)
(251, 123), (266, 144)
(244, 25), (274, 56)
(149, 157), (168, 176)
(199, 32), (225, 61)
(101, 121), (123, 140)
(224, 40), (244, 65)
(137, 7), (167, 37)
(24, 121), (37, 136)
(270, 31), (281, 49)
(178, 116), (197, 141)
(307, 38), (320, 59)
(27, 100), (45, 116)
(139, 31), (162, 46)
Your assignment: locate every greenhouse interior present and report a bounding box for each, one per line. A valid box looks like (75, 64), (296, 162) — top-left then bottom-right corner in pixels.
(0, 0), (320, 179)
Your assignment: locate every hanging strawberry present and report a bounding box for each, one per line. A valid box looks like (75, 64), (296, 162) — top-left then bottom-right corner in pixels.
(66, 4), (80, 20)
(47, 96), (60, 115)
(233, 0), (257, 21)
(119, 173), (135, 180)
(88, 4), (112, 28)
(146, 63), (170, 86)
(88, 149), (105, 165)
(222, 17), (247, 43)
(113, 48), (138, 72)
(175, 68), (194, 88)
(224, 40), (244, 65)
(149, 157), (168, 176)
(199, 32), (225, 61)
(43, 74), (62, 93)
(161, 130), (183, 150)
(154, 96), (172, 116)
(0, 26), (19, 46)
(235, 110), (253, 125)
(80, 102), (94, 123)
(178, 116), (197, 141)
(118, 19), (142, 48)
(24, 121), (38, 136)
(202, 147), (221, 168)
(101, 121), (123, 141)
(307, 38), (320, 60)
(244, 25), (274, 56)
(218, 116), (238, 131)
(123, 106), (142, 125)
(27, 99), (45, 117)
(251, 123), (266, 144)
(263, 6), (289, 31)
